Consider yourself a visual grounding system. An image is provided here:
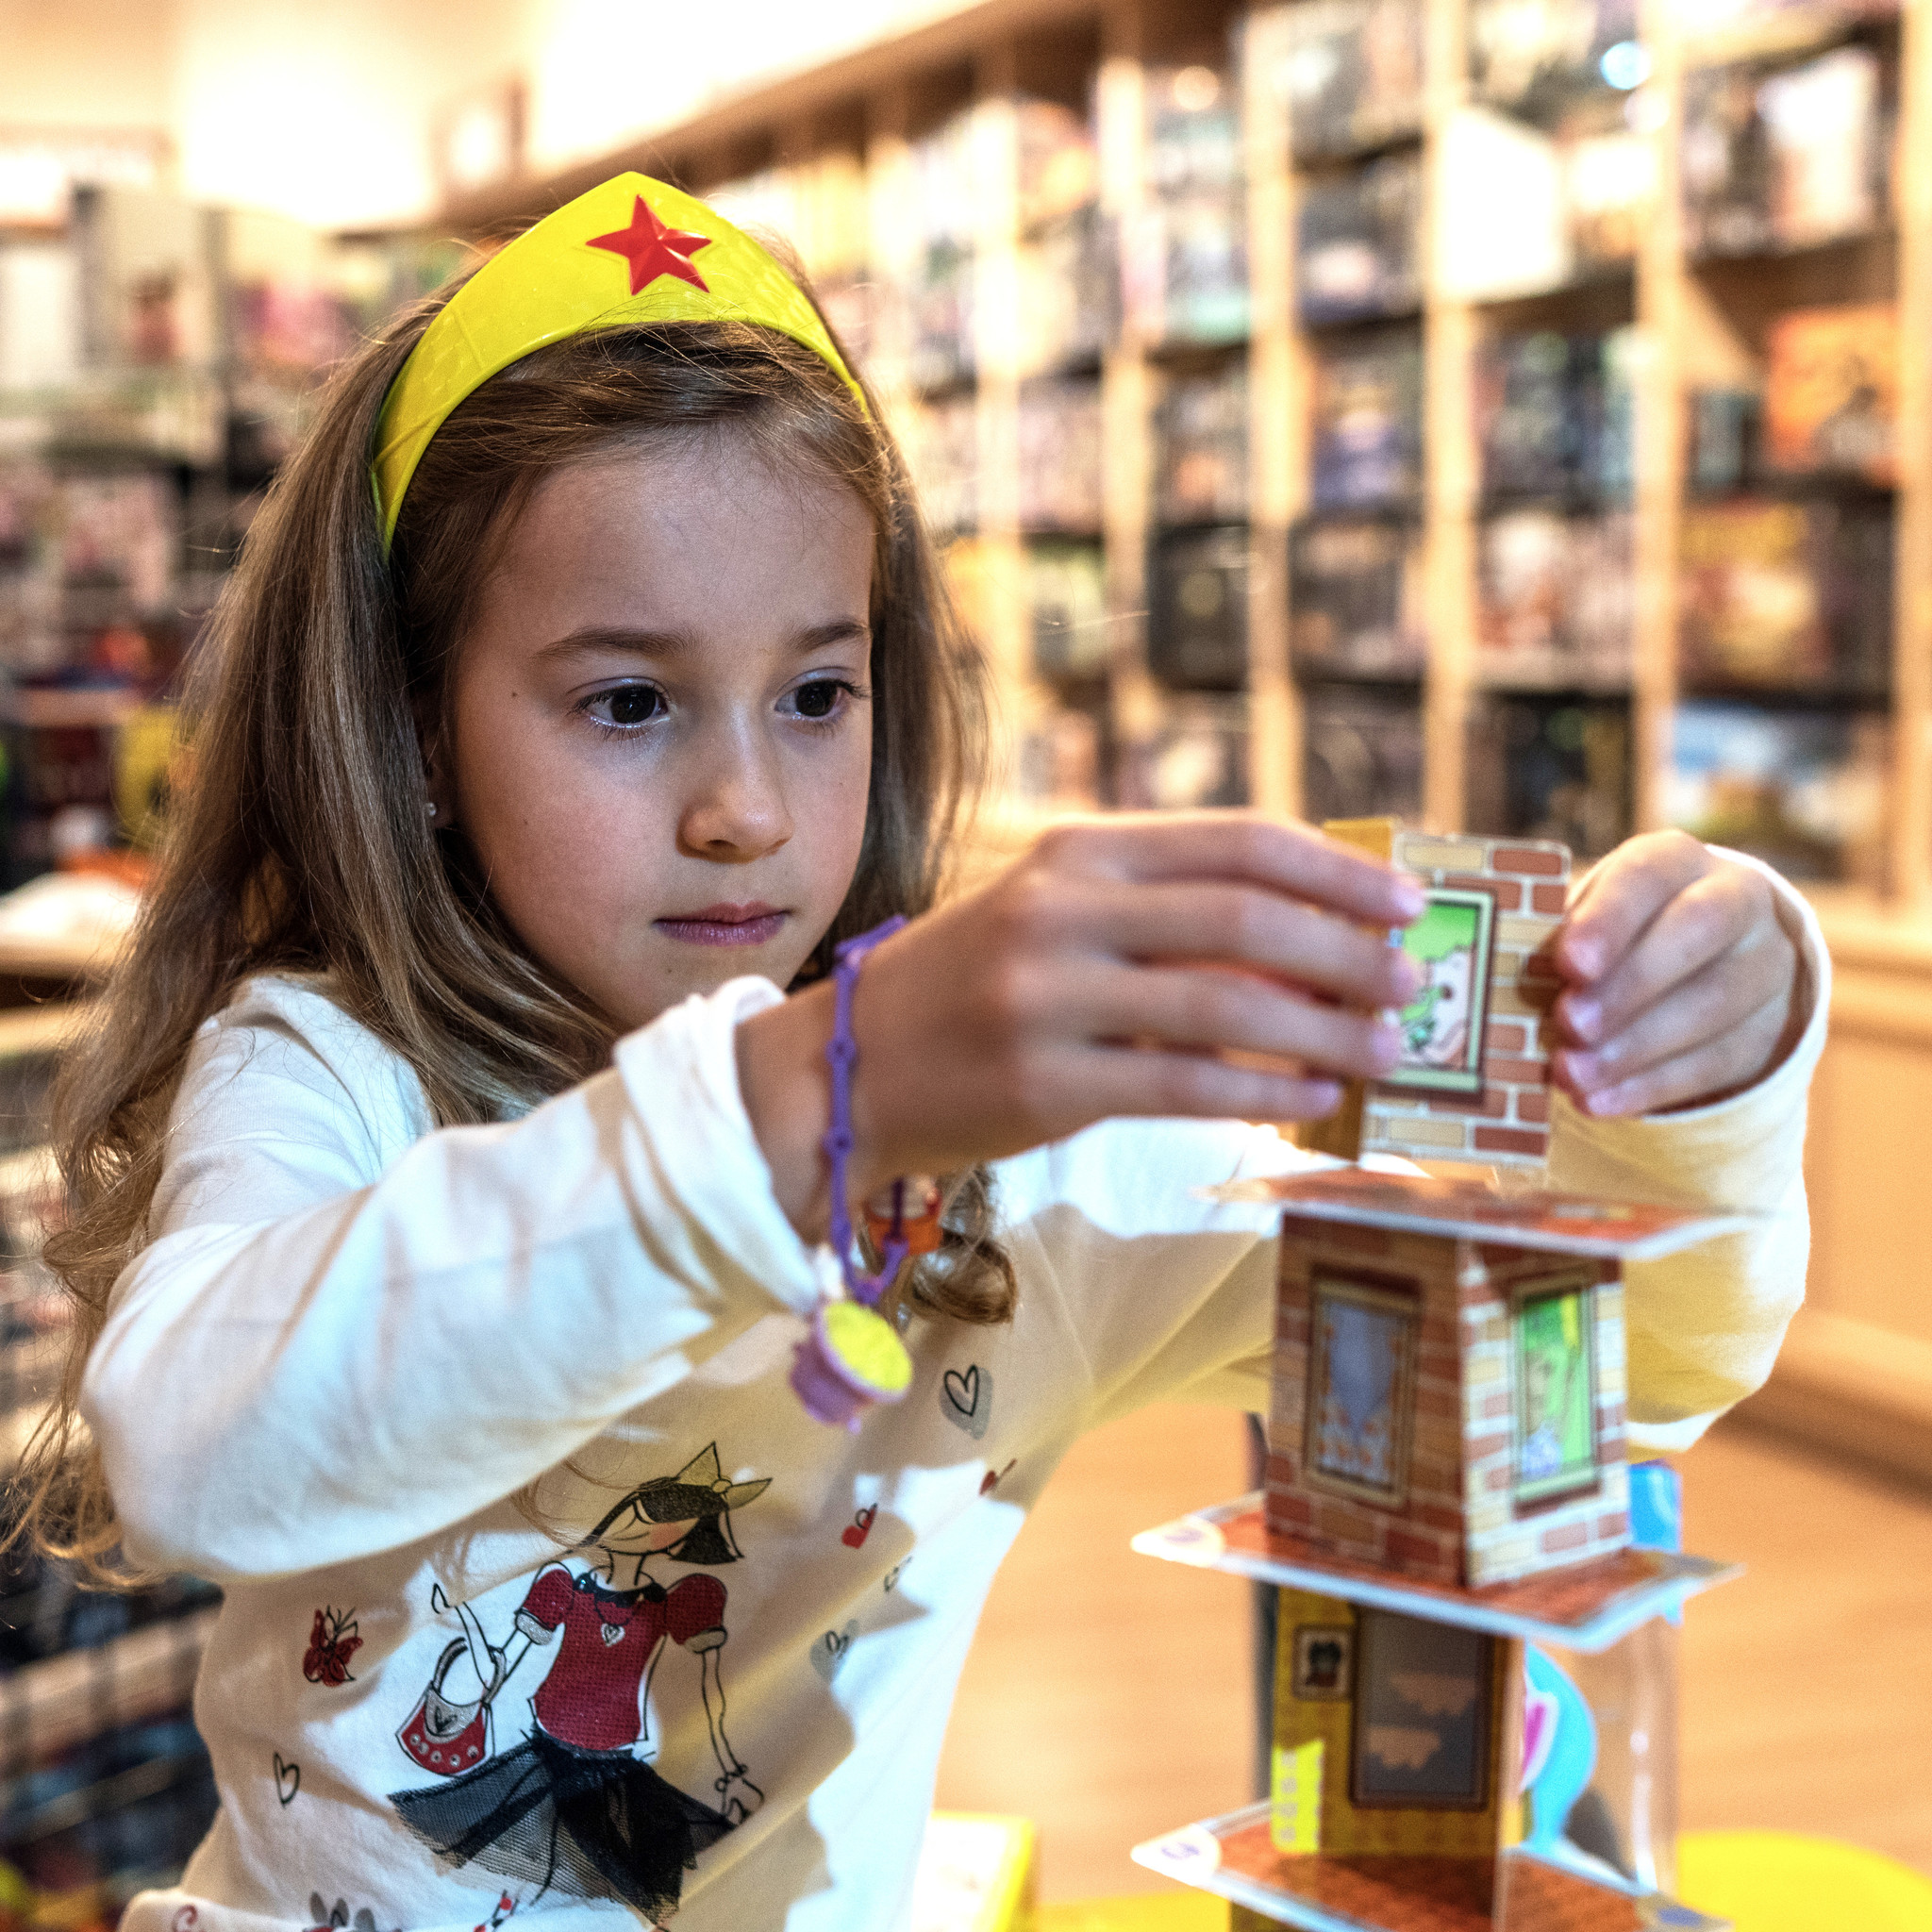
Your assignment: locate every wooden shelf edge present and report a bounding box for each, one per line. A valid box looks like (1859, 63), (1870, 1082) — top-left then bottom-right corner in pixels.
(1732, 1309), (1932, 1491)
(1811, 894), (1932, 977)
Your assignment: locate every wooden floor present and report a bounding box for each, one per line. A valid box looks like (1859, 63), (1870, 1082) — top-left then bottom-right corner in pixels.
(932, 1405), (1932, 1904)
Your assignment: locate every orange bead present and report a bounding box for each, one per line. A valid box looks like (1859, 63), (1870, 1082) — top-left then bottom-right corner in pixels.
(864, 1180), (943, 1257)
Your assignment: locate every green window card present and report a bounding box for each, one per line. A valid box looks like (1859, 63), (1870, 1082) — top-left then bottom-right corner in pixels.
(1512, 1279), (1599, 1504)
(1386, 888), (1494, 1096)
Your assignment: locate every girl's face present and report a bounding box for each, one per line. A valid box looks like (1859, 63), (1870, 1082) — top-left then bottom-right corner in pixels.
(436, 430), (876, 1031)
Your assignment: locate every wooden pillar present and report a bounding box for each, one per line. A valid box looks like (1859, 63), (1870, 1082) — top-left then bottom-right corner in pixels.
(1421, 0), (1476, 834)
(1244, 3), (1304, 820)
(1892, 0), (1932, 910)
(1631, 0), (1686, 840)
(1098, 0), (1161, 761)
(971, 41), (1035, 795)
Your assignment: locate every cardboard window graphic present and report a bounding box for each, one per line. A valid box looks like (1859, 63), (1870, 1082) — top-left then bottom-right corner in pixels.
(1512, 1277), (1599, 1506)
(1385, 888), (1495, 1096)
(1350, 1610), (1495, 1808)
(1290, 1624), (1354, 1701)
(1305, 1276), (1418, 1507)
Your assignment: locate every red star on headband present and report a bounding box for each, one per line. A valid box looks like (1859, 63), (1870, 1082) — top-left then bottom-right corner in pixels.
(586, 194), (713, 295)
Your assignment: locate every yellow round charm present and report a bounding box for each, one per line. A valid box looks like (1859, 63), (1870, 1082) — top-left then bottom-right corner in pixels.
(819, 1300), (913, 1401)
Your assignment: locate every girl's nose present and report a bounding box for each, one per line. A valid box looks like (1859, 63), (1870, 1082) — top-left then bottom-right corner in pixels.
(676, 731), (793, 861)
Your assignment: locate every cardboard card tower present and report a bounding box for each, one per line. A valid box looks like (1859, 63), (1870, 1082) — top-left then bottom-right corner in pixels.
(1128, 824), (1745, 1932)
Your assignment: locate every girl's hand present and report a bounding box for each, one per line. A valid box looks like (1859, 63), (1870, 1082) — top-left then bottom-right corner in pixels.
(1549, 830), (1810, 1119)
(739, 813), (1424, 1237)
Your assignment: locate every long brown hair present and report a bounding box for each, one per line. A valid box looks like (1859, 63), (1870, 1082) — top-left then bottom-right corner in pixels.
(21, 259), (1012, 1574)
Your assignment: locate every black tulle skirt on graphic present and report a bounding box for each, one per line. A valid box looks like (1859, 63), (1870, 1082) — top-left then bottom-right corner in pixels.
(390, 1729), (736, 1922)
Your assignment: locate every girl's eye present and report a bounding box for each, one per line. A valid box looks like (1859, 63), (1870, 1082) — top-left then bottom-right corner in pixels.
(792, 679), (849, 721)
(587, 684), (663, 728)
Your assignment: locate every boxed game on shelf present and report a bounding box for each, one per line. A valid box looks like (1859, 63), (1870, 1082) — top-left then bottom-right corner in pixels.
(1015, 207), (1116, 375)
(793, 149), (872, 281)
(1669, 698), (1888, 885)
(1146, 62), (1243, 202)
(1016, 97), (1099, 231)
(1126, 195), (1249, 345)
(1467, 0), (1641, 122)
(1761, 301), (1898, 483)
(1287, 514), (1426, 679)
(1272, 0), (1424, 162)
(936, 535), (997, 660)
(0, 455), (193, 880)
(1301, 681), (1424, 821)
(3, 1706), (217, 1913)
(1467, 691), (1633, 858)
(1310, 325), (1424, 508)
(1477, 507), (1634, 686)
(1012, 702), (1105, 814)
(1126, 65), (1249, 345)
(1678, 495), (1892, 695)
(1156, 363), (1248, 525)
(908, 112), (977, 391)
(908, 247), (974, 392)
(1296, 153), (1424, 325)
(0, 1146), (65, 1461)
(1677, 0), (1900, 57)
(1477, 326), (1636, 501)
(1682, 42), (1892, 258)
(1017, 378), (1104, 534)
(724, 151), (872, 365)
(1027, 540), (1109, 683)
(0, 237), (79, 394)
(1436, 105), (1654, 300)
(0, 466), (176, 664)
(70, 186), (218, 374)
(0, 1542), (216, 1692)
(1150, 525), (1248, 691)
(1689, 384), (1762, 491)
(1437, 108), (1558, 304)
(1562, 118), (1659, 269)
(1121, 693), (1248, 808)
(899, 392), (979, 536)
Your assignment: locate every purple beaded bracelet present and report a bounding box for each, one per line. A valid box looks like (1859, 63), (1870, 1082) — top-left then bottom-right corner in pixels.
(823, 916), (908, 1306)
(788, 916), (919, 1429)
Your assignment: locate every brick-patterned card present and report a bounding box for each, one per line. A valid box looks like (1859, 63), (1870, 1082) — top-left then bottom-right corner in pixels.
(1368, 830), (1571, 1171)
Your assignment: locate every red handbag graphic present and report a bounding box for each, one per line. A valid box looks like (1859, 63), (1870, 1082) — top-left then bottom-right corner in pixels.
(396, 1600), (508, 1777)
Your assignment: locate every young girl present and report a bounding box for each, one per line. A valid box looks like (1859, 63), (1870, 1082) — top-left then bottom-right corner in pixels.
(25, 175), (1823, 1932)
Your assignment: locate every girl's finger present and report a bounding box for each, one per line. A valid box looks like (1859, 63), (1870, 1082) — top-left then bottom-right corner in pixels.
(1559, 1004), (1788, 1118)
(1557, 829), (1714, 983)
(1036, 812), (1425, 929)
(1557, 915), (1789, 1074)
(1071, 959), (1404, 1080)
(1066, 1040), (1352, 1126)
(1557, 867), (1768, 1047)
(1054, 876), (1420, 1010)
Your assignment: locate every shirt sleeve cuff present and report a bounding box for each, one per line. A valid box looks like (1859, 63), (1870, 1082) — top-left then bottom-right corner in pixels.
(611, 975), (824, 1321)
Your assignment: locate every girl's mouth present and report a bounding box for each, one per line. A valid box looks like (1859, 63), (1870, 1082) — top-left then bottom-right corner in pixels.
(655, 903), (787, 946)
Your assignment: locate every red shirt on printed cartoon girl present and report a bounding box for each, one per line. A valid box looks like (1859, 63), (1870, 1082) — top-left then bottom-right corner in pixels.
(390, 1449), (767, 1922)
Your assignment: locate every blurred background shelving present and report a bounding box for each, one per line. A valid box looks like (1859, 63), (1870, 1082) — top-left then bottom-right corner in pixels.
(8, 0), (1926, 891)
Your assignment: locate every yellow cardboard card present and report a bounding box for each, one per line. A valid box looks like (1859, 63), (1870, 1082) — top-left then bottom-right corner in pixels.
(913, 1812), (1039, 1932)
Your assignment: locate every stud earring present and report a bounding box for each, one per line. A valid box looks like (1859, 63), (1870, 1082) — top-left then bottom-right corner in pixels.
(426, 800), (439, 822)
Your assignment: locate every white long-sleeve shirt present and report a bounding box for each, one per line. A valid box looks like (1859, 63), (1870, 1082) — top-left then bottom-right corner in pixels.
(95, 887), (1827, 1932)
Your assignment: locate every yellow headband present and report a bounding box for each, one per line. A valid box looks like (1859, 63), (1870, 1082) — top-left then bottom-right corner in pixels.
(371, 171), (866, 550)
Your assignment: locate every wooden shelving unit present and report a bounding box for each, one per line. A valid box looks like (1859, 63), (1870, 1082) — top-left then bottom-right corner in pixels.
(423, 0), (1932, 1481)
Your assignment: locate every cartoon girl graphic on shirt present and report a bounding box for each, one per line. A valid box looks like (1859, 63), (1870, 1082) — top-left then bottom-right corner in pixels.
(390, 1444), (770, 1924)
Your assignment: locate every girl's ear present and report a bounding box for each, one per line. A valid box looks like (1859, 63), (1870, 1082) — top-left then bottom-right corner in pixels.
(411, 691), (458, 830)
